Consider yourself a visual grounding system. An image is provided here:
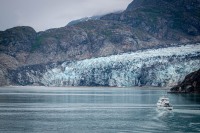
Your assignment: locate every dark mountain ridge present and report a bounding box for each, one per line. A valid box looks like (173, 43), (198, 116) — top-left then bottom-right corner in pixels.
(102, 0), (200, 38)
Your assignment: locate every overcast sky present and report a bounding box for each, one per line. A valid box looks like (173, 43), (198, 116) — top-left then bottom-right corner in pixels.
(0, 0), (132, 32)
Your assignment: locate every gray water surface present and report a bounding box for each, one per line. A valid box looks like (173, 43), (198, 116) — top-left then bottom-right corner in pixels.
(0, 86), (200, 133)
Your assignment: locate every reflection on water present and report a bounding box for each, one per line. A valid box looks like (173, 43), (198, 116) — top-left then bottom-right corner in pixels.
(0, 86), (200, 133)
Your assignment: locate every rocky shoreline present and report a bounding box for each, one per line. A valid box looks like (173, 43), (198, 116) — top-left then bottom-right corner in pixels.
(170, 69), (200, 93)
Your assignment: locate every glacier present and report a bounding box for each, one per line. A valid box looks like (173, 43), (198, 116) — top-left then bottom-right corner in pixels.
(35, 44), (200, 87)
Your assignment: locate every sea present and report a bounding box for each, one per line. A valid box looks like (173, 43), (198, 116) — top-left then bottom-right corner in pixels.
(0, 86), (200, 133)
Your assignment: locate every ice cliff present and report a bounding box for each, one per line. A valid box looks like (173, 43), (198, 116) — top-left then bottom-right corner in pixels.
(11, 44), (199, 87)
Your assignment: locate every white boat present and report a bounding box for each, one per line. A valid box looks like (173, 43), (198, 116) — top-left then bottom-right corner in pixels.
(157, 96), (173, 110)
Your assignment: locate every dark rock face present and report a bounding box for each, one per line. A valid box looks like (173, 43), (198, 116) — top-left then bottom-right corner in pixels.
(0, 26), (37, 55)
(0, 26), (37, 85)
(102, 0), (200, 39)
(8, 62), (60, 86)
(170, 69), (200, 93)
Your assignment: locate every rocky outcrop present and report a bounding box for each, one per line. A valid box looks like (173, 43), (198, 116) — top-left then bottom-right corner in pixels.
(170, 69), (200, 93)
(102, 0), (200, 39)
(8, 62), (60, 86)
(0, 26), (36, 55)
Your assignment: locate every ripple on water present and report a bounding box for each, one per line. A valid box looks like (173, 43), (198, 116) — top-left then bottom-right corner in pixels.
(0, 87), (200, 133)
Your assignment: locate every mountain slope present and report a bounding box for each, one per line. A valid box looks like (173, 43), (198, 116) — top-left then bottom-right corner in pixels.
(102, 0), (200, 39)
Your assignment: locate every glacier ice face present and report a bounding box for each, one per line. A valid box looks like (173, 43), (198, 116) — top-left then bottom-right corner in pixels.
(40, 44), (200, 87)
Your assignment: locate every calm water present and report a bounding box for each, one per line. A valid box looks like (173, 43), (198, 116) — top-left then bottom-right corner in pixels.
(0, 86), (200, 133)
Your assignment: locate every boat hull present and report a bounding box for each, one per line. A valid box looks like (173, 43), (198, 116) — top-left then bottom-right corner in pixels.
(157, 105), (173, 110)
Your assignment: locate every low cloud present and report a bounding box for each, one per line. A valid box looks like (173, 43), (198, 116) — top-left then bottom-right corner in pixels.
(0, 0), (132, 31)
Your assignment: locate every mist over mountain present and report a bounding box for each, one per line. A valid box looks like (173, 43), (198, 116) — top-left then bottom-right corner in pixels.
(67, 15), (102, 26)
(0, 0), (200, 87)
